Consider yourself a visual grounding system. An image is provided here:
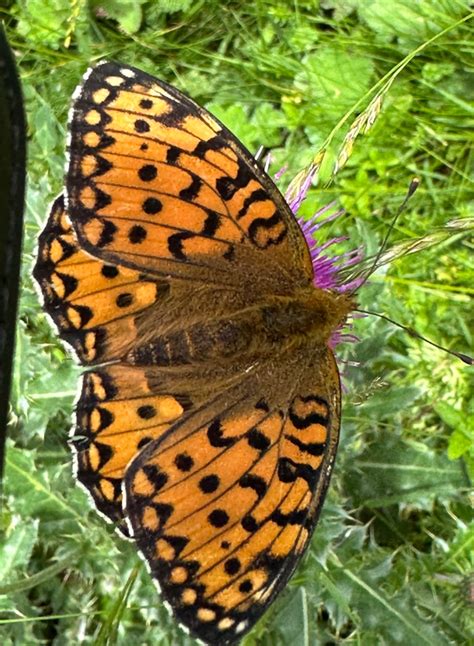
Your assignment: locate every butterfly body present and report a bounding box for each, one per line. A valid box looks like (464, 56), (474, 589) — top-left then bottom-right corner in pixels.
(34, 61), (353, 644)
(127, 286), (353, 368)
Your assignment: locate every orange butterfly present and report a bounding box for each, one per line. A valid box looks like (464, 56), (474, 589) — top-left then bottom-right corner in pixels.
(34, 61), (355, 644)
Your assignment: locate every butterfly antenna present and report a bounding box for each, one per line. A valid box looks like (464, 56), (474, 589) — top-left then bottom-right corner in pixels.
(348, 177), (420, 295)
(356, 308), (473, 365)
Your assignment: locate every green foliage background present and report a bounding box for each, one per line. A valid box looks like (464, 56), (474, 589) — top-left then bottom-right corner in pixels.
(1, 1), (473, 644)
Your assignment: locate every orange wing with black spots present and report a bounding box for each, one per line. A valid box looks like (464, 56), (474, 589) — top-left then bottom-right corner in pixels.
(124, 343), (341, 644)
(72, 364), (190, 535)
(34, 197), (192, 532)
(66, 61), (313, 294)
(33, 195), (166, 364)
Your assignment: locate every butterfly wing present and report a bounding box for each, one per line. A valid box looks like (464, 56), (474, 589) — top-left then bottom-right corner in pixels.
(34, 197), (241, 532)
(34, 197), (196, 531)
(33, 195), (167, 364)
(124, 341), (341, 643)
(72, 364), (196, 535)
(66, 61), (313, 294)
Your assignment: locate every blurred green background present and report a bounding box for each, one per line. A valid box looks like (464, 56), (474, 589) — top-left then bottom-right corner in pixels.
(1, 1), (473, 645)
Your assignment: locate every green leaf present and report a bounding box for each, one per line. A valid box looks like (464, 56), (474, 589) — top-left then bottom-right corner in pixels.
(0, 555), (74, 595)
(206, 103), (260, 152)
(16, 0), (73, 48)
(295, 46), (374, 120)
(434, 402), (466, 429)
(338, 566), (450, 645)
(435, 402), (473, 461)
(95, 566), (140, 646)
(357, 0), (470, 46)
(151, 0), (193, 12)
(360, 385), (422, 417)
(0, 520), (38, 582)
(342, 431), (468, 507)
(91, 0), (147, 34)
(321, 0), (359, 21)
(4, 446), (82, 523)
(447, 429), (472, 460)
(275, 588), (310, 646)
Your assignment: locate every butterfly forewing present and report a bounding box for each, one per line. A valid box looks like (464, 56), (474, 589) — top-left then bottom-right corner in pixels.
(33, 195), (166, 364)
(66, 61), (313, 293)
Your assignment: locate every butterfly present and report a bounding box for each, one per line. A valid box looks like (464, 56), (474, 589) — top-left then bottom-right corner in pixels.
(33, 61), (355, 644)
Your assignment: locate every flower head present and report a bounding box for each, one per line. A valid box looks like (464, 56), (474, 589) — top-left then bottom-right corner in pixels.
(281, 167), (365, 350)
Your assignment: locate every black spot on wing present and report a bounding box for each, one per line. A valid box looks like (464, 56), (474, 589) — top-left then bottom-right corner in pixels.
(247, 211), (287, 248)
(179, 175), (202, 201)
(56, 271), (78, 298)
(94, 187), (112, 211)
(208, 508), (229, 528)
(175, 452), (194, 471)
(215, 159), (253, 201)
(255, 398), (270, 412)
(143, 197), (163, 215)
(236, 188), (268, 220)
(166, 145), (181, 163)
(277, 457), (319, 487)
(67, 303), (93, 328)
(207, 419), (236, 448)
(247, 427), (270, 452)
(101, 264), (119, 278)
(286, 434), (326, 457)
(239, 473), (267, 499)
(289, 395), (329, 429)
(142, 463), (168, 492)
(155, 99), (185, 128)
(96, 219), (117, 247)
(201, 210), (221, 237)
(137, 405), (157, 419)
(168, 231), (194, 260)
(241, 514), (258, 532)
(199, 474), (220, 494)
(193, 135), (226, 159)
(270, 506), (309, 527)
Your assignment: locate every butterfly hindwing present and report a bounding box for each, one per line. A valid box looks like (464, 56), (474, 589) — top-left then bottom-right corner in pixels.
(72, 364), (191, 534)
(124, 342), (341, 643)
(72, 362), (254, 534)
(66, 61), (313, 293)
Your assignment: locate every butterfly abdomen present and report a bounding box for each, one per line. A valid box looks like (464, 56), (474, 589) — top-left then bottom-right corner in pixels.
(127, 288), (354, 367)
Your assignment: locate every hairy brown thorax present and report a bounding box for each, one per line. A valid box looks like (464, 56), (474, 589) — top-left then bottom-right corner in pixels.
(127, 287), (355, 366)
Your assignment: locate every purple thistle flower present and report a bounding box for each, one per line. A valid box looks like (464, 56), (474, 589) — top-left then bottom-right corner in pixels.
(279, 167), (365, 351)
(284, 171), (364, 293)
